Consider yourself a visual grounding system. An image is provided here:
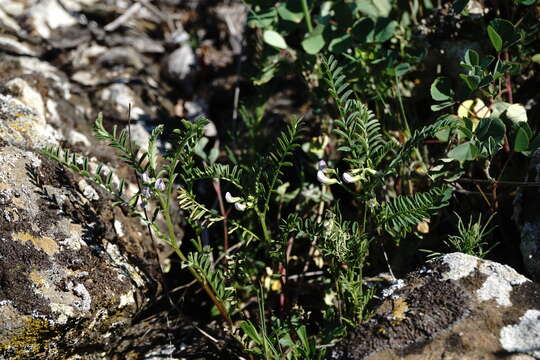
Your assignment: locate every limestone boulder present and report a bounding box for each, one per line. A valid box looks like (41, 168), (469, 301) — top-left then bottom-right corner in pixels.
(330, 253), (540, 360)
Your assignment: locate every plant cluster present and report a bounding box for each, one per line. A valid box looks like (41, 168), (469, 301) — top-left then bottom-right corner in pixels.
(42, 0), (540, 358)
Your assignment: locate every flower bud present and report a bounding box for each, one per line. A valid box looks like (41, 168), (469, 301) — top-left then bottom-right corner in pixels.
(342, 172), (362, 184)
(155, 178), (166, 191)
(317, 170), (338, 185)
(234, 202), (246, 211)
(318, 160), (327, 171)
(225, 192), (242, 203)
(141, 186), (152, 199)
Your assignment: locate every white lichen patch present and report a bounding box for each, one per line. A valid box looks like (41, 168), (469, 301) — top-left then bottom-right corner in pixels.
(118, 291), (135, 308)
(69, 282), (92, 312)
(476, 262), (529, 307)
(104, 242), (146, 287)
(0, 300), (13, 307)
(78, 179), (99, 201)
(382, 279), (405, 299)
(500, 309), (540, 358)
(440, 252), (478, 281)
(144, 344), (176, 360)
(57, 221), (86, 250)
(50, 303), (75, 324)
(113, 219), (125, 237)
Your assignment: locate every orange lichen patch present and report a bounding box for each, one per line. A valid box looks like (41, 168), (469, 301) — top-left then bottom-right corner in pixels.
(29, 271), (45, 286)
(0, 316), (56, 359)
(392, 298), (409, 320)
(12, 232), (59, 256)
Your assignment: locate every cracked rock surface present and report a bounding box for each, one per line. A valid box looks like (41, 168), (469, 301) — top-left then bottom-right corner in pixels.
(330, 253), (540, 360)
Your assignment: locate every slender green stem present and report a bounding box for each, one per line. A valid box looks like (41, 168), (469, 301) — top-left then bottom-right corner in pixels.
(257, 211), (271, 244)
(301, 0), (313, 33)
(159, 195), (233, 327)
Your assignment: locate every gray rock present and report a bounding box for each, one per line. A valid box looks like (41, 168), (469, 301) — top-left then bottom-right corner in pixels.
(0, 94), (60, 149)
(0, 7), (20, 33)
(96, 83), (146, 121)
(97, 46), (145, 70)
(22, 0), (78, 39)
(162, 45), (196, 93)
(0, 144), (159, 359)
(0, 35), (37, 56)
(330, 253), (540, 360)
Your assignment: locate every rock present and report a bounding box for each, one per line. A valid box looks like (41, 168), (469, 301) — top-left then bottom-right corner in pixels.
(0, 94), (60, 149)
(97, 46), (145, 70)
(0, 35), (37, 56)
(330, 253), (540, 360)
(0, 144), (160, 359)
(105, 33), (165, 54)
(22, 0), (78, 39)
(166, 27), (190, 46)
(0, 1), (25, 17)
(5, 78), (46, 123)
(96, 83), (146, 121)
(0, 7), (21, 33)
(162, 44), (196, 93)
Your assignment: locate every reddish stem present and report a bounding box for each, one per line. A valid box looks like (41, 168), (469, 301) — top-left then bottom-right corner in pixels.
(504, 50), (513, 104)
(212, 179), (229, 257)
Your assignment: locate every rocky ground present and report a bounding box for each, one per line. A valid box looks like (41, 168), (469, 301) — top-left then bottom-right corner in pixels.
(0, 0), (246, 358)
(0, 0), (539, 359)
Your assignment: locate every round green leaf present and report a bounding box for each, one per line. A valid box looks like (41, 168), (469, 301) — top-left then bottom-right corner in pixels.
(301, 27), (325, 55)
(277, 2), (304, 23)
(263, 30), (288, 49)
(448, 142), (478, 161)
(487, 25), (503, 52)
(329, 34), (352, 54)
(490, 102), (511, 119)
(464, 49), (479, 66)
(356, 0), (391, 18)
(487, 19), (520, 52)
(373, 19), (397, 42)
(476, 117), (506, 143)
(514, 127), (530, 152)
(431, 77), (455, 101)
(532, 54), (540, 64)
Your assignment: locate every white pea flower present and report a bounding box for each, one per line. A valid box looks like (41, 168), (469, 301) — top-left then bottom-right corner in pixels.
(234, 202), (246, 211)
(317, 170), (338, 185)
(141, 173), (151, 183)
(342, 172), (362, 183)
(155, 178), (166, 191)
(318, 160), (328, 171)
(225, 192), (242, 203)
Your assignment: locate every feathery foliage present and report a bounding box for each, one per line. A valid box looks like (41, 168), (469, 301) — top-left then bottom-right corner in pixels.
(379, 187), (452, 240)
(183, 251), (236, 311)
(40, 145), (127, 205)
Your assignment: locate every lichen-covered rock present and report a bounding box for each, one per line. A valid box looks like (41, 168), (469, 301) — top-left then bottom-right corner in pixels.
(0, 94), (61, 149)
(330, 253), (540, 360)
(0, 144), (159, 359)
